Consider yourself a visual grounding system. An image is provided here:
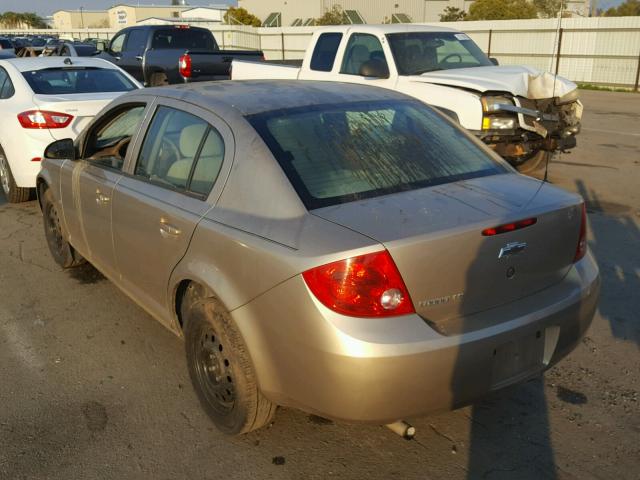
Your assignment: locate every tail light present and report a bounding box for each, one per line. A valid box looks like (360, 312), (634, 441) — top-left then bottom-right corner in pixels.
(302, 250), (414, 318)
(574, 203), (588, 262)
(18, 110), (73, 129)
(482, 217), (537, 236)
(179, 54), (192, 79)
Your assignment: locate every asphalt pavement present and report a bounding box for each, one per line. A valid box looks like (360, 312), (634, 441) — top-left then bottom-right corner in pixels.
(0, 89), (638, 480)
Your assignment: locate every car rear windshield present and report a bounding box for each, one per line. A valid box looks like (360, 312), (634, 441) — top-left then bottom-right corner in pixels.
(249, 100), (506, 209)
(387, 32), (493, 75)
(151, 29), (217, 50)
(22, 67), (137, 95)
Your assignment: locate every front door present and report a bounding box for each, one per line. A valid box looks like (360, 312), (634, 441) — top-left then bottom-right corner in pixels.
(111, 100), (232, 324)
(72, 103), (148, 277)
(117, 29), (148, 82)
(334, 32), (398, 91)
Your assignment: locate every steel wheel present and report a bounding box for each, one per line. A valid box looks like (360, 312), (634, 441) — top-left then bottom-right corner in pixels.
(193, 325), (236, 415)
(45, 200), (66, 260)
(0, 152), (10, 196)
(184, 295), (276, 435)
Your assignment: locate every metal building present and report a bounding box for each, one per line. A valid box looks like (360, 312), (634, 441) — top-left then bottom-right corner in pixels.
(237, 0), (473, 25)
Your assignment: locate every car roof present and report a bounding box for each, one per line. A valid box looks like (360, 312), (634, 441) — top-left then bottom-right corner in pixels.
(314, 24), (460, 35)
(145, 80), (413, 116)
(0, 56), (119, 72)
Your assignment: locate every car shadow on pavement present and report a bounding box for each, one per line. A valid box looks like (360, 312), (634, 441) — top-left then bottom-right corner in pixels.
(576, 179), (640, 347)
(454, 256), (559, 479)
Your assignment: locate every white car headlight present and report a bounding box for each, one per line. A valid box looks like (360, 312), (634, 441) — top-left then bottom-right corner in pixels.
(482, 116), (517, 130)
(481, 95), (514, 113)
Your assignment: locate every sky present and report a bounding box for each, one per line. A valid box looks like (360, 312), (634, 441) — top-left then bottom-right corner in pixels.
(0, 0), (236, 16)
(0, 0), (627, 17)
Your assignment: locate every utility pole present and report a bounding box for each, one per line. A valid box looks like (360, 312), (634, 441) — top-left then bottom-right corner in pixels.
(80, 6), (85, 29)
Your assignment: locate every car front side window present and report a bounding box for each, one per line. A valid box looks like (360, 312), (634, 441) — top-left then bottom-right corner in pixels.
(84, 104), (146, 170)
(340, 33), (388, 76)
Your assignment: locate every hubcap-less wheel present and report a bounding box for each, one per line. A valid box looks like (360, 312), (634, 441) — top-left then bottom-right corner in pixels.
(0, 153), (10, 196)
(45, 202), (66, 260)
(193, 325), (236, 415)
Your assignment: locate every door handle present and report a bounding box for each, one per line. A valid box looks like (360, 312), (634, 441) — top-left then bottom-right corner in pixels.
(135, 55), (143, 61)
(159, 219), (181, 238)
(95, 189), (110, 205)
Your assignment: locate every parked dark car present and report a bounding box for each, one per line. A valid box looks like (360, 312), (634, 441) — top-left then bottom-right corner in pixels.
(100, 25), (264, 86)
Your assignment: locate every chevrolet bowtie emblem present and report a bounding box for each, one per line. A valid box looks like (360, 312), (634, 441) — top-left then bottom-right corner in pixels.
(498, 241), (527, 259)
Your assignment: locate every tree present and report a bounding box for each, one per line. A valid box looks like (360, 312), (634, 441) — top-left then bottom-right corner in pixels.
(466, 0), (538, 20)
(315, 5), (349, 26)
(604, 0), (640, 16)
(224, 6), (261, 27)
(0, 11), (47, 29)
(533, 0), (566, 18)
(439, 6), (467, 21)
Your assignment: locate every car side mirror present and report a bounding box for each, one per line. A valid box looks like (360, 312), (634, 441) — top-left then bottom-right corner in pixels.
(45, 138), (75, 160)
(359, 59), (390, 79)
(489, 57), (499, 66)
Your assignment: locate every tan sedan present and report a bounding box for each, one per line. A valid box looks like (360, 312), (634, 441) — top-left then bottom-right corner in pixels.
(38, 81), (600, 436)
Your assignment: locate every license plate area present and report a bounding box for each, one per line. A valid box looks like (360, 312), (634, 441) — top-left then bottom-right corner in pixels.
(491, 330), (545, 389)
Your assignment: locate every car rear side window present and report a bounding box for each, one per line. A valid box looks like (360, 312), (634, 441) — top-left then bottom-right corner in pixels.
(135, 106), (224, 196)
(0, 67), (14, 99)
(310, 33), (342, 72)
(249, 100), (506, 209)
(22, 67), (137, 94)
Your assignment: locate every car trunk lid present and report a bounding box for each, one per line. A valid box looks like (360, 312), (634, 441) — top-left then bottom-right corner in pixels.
(312, 174), (583, 330)
(32, 92), (121, 140)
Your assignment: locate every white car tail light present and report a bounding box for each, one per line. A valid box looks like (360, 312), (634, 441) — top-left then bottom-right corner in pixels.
(18, 110), (73, 129)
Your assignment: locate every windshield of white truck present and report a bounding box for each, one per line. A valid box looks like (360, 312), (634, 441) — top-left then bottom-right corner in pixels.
(249, 100), (505, 209)
(387, 32), (493, 76)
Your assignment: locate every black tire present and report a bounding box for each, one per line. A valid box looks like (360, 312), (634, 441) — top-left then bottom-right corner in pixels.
(183, 293), (276, 435)
(41, 187), (85, 268)
(0, 146), (31, 203)
(149, 72), (169, 87)
(514, 150), (552, 175)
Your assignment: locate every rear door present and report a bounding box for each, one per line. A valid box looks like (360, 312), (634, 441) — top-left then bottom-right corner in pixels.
(111, 98), (233, 323)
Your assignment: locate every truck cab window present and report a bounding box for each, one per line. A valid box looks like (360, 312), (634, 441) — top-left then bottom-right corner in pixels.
(340, 33), (388, 76)
(125, 30), (147, 53)
(310, 33), (342, 72)
(110, 33), (126, 55)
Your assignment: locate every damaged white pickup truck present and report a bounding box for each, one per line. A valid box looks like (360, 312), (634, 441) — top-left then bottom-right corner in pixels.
(231, 25), (582, 172)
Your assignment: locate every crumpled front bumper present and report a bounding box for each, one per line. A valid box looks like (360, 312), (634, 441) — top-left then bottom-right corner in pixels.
(477, 98), (582, 161)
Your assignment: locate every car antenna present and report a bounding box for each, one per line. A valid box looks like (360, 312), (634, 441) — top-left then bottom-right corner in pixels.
(64, 57), (73, 65)
(545, 1), (565, 183)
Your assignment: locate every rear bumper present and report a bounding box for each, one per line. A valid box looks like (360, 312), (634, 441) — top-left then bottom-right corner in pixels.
(2, 131), (52, 188)
(233, 252), (599, 424)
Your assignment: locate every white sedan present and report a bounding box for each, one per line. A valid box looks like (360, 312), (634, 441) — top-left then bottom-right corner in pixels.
(0, 57), (141, 202)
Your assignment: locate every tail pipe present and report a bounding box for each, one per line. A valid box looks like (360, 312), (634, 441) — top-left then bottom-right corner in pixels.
(385, 420), (416, 440)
